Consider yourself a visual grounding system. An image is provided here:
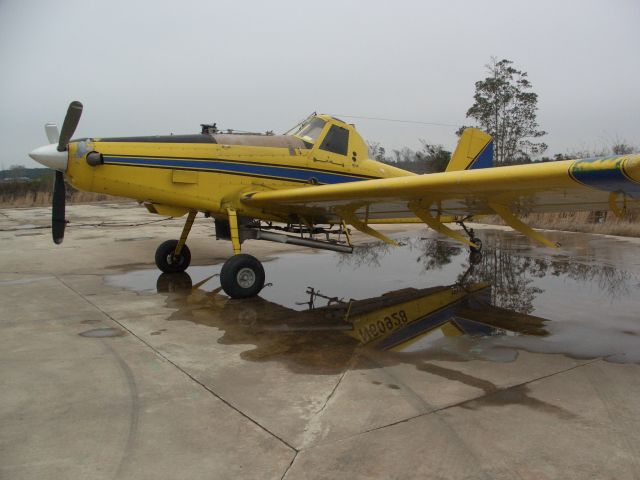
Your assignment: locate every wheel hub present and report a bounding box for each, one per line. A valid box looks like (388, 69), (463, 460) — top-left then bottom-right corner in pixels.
(167, 253), (181, 265)
(236, 267), (256, 289)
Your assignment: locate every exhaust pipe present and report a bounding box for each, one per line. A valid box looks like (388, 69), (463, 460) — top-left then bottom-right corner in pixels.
(86, 152), (103, 166)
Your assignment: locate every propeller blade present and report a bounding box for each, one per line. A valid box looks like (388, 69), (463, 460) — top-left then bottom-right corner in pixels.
(57, 101), (83, 152)
(52, 171), (66, 244)
(45, 123), (60, 144)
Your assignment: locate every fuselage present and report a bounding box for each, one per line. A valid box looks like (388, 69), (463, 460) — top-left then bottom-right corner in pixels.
(63, 114), (412, 221)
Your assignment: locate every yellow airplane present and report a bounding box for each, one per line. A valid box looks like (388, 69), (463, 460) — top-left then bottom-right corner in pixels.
(29, 101), (640, 298)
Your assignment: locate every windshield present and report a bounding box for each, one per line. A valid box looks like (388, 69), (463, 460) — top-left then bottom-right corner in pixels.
(288, 117), (326, 144)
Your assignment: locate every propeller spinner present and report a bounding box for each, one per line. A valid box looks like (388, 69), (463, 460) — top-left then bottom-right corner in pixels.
(28, 101), (84, 244)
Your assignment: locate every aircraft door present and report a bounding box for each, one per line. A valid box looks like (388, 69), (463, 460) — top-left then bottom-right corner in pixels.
(312, 124), (350, 169)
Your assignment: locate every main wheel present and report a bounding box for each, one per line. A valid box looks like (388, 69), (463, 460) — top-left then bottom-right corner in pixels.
(220, 254), (265, 299)
(155, 240), (191, 273)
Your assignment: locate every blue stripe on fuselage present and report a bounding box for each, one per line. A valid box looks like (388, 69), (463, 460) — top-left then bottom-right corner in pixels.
(102, 156), (369, 185)
(376, 303), (460, 350)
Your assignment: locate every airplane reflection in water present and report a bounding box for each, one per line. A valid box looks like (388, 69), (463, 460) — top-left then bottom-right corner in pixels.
(155, 251), (550, 354)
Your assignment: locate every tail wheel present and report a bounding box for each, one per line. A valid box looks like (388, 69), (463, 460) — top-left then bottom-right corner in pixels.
(220, 254), (265, 299)
(469, 251), (483, 265)
(155, 240), (191, 273)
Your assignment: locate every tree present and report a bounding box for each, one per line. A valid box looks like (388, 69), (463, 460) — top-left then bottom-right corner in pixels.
(367, 142), (387, 162)
(417, 141), (450, 173)
(462, 58), (547, 165)
(611, 142), (634, 155)
(368, 141), (451, 174)
(9, 164), (27, 180)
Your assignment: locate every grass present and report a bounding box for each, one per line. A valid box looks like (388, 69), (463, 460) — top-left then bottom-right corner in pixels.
(0, 177), (123, 207)
(0, 190), (119, 207)
(482, 211), (640, 237)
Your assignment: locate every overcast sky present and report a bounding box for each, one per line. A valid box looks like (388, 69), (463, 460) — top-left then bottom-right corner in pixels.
(1, 0), (638, 168)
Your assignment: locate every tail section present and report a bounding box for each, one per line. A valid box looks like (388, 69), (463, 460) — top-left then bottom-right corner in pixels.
(446, 128), (493, 172)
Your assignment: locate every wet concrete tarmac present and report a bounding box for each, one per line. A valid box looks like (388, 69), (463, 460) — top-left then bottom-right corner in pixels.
(79, 327), (127, 338)
(2, 203), (640, 479)
(108, 228), (640, 364)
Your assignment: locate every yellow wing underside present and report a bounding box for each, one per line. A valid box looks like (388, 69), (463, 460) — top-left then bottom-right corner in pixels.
(242, 155), (640, 227)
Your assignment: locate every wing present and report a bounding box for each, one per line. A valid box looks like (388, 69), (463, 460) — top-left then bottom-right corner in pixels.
(241, 155), (640, 247)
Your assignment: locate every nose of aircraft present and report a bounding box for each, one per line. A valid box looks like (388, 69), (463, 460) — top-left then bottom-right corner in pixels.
(28, 144), (68, 171)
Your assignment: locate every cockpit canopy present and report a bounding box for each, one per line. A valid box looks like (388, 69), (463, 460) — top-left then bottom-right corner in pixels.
(289, 117), (326, 144)
(287, 114), (352, 157)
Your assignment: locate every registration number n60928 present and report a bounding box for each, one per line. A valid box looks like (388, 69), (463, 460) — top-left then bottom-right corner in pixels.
(358, 310), (409, 343)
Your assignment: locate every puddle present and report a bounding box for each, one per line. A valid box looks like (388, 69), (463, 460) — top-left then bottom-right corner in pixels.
(79, 327), (126, 338)
(106, 228), (640, 363)
(115, 236), (155, 242)
(76, 235), (105, 240)
(13, 224), (40, 230)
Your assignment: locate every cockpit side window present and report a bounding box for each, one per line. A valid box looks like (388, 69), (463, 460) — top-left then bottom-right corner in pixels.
(319, 125), (349, 156)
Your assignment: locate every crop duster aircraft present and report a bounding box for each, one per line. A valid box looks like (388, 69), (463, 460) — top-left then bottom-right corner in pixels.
(30, 101), (640, 298)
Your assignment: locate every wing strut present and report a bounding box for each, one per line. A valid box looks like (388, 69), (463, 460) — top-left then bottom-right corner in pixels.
(408, 201), (479, 249)
(341, 220), (353, 247)
(489, 203), (560, 248)
(336, 206), (399, 246)
(609, 192), (627, 219)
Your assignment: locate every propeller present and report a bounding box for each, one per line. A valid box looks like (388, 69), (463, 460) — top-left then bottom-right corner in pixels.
(37, 101), (83, 244)
(52, 171), (66, 244)
(45, 124), (59, 144)
(57, 101), (83, 152)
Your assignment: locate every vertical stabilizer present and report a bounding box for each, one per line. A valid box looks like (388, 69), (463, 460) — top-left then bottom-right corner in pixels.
(446, 128), (493, 172)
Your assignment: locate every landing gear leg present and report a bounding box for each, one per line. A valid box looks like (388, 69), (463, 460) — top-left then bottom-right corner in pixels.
(155, 210), (197, 273)
(219, 208), (265, 298)
(456, 218), (482, 254)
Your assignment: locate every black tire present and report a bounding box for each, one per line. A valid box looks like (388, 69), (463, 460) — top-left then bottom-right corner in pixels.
(469, 251), (483, 265)
(220, 254), (265, 299)
(155, 240), (191, 273)
(470, 237), (482, 254)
